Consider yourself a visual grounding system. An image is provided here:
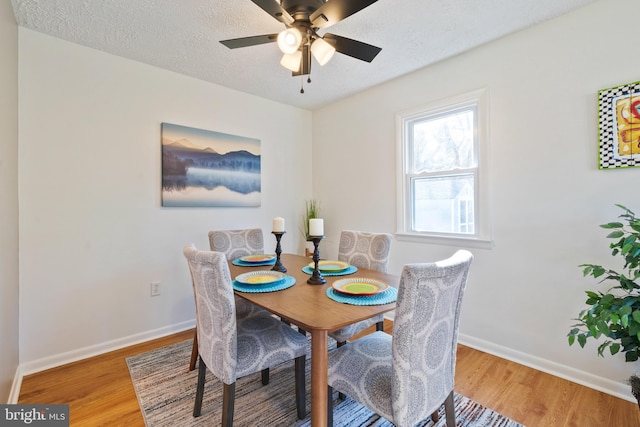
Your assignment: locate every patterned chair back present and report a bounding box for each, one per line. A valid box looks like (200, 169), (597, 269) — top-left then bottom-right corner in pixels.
(337, 230), (392, 273)
(208, 228), (266, 319)
(391, 250), (473, 426)
(208, 228), (264, 260)
(183, 244), (238, 385)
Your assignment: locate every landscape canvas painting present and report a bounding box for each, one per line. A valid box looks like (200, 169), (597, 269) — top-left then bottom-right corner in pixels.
(161, 123), (261, 207)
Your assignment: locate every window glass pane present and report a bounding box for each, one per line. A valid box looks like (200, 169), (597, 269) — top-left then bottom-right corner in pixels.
(412, 174), (475, 234)
(410, 108), (475, 173)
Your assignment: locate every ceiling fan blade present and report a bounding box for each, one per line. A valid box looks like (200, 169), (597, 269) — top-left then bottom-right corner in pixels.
(323, 33), (381, 62)
(220, 34), (278, 49)
(311, 0), (379, 29)
(250, 0), (295, 25)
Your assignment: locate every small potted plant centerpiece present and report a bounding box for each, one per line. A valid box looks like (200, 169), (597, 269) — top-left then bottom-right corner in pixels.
(302, 199), (320, 256)
(568, 204), (640, 408)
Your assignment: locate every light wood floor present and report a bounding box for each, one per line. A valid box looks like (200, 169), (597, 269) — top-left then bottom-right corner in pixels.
(18, 321), (640, 426)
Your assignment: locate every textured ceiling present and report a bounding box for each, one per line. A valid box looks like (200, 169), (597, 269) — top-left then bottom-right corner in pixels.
(11, 0), (596, 110)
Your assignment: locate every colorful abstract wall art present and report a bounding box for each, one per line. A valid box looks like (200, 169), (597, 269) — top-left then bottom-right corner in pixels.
(598, 80), (640, 169)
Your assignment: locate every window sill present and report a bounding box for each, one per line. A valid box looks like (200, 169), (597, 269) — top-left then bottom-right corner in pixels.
(395, 232), (494, 249)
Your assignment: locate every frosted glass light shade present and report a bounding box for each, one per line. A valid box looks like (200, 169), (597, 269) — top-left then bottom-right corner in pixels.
(277, 28), (302, 54)
(311, 38), (336, 66)
(280, 51), (302, 72)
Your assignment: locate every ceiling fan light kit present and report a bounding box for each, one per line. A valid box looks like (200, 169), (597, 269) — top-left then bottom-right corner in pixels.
(310, 37), (335, 66)
(281, 51), (303, 72)
(277, 27), (303, 54)
(220, 0), (382, 92)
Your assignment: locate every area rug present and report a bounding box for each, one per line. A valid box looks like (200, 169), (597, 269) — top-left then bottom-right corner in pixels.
(127, 339), (524, 427)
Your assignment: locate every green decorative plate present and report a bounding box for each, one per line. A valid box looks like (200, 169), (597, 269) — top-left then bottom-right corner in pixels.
(332, 278), (388, 296)
(238, 254), (276, 263)
(235, 270), (286, 285)
(307, 260), (350, 272)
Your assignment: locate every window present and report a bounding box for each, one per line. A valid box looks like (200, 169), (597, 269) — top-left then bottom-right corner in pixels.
(396, 89), (491, 246)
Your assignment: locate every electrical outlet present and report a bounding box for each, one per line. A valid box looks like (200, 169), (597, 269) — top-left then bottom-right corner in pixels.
(150, 281), (161, 297)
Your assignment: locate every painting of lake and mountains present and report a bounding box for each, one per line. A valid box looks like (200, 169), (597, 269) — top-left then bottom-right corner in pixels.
(161, 123), (261, 207)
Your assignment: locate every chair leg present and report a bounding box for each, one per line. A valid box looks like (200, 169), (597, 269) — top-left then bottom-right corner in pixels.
(261, 368), (269, 385)
(376, 321), (384, 331)
(221, 382), (236, 427)
(336, 342), (347, 400)
(327, 385), (334, 427)
(189, 330), (198, 371)
(193, 356), (206, 417)
(295, 355), (306, 419)
(444, 390), (456, 427)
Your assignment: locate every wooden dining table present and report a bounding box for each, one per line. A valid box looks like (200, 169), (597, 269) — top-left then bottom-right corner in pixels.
(229, 253), (397, 427)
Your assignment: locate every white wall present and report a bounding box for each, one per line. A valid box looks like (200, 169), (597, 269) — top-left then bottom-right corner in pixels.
(0, 0), (19, 403)
(18, 29), (312, 370)
(313, 0), (640, 401)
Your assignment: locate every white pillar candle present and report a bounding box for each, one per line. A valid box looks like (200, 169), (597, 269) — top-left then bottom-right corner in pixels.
(309, 218), (324, 236)
(272, 217), (285, 232)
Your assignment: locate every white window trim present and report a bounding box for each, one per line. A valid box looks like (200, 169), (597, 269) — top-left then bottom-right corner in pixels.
(395, 88), (493, 249)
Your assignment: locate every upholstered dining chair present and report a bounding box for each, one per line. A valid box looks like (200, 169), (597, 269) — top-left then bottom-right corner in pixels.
(328, 230), (393, 346)
(188, 228), (267, 371)
(183, 245), (308, 425)
(208, 228), (268, 318)
(327, 249), (474, 427)
(208, 228), (264, 261)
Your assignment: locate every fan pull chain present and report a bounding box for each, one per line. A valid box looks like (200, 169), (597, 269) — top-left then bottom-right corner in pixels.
(300, 75), (312, 94)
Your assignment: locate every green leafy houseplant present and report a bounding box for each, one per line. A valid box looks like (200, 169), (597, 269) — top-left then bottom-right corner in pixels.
(302, 199), (320, 241)
(568, 204), (640, 408)
(568, 204), (640, 360)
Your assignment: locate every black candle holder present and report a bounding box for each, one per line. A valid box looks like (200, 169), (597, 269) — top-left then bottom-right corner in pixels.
(307, 235), (326, 285)
(271, 231), (287, 273)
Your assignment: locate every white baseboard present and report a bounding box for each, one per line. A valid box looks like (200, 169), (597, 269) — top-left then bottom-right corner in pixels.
(458, 333), (636, 404)
(19, 319), (195, 377)
(8, 366), (23, 404)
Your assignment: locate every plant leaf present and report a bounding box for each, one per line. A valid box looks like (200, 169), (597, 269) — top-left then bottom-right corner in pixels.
(585, 290), (599, 299)
(592, 266), (606, 278)
(601, 222), (624, 229)
(578, 334), (587, 348)
(610, 343), (621, 355)
(622, 314), (630, 328)
(611, 313), (620, 324)
(596, 319), (611, 336)
(607, 231), (625, 238)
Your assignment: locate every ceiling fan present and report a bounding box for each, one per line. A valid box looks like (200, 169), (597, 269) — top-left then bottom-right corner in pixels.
(220, 0), (382, 79)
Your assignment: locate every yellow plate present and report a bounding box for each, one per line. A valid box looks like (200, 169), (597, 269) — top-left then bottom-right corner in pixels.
(332, 278), (388, 296)
(307, 260), (350, 272)
(238, 254), (276, 263)
(235, 270), (286, 285)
